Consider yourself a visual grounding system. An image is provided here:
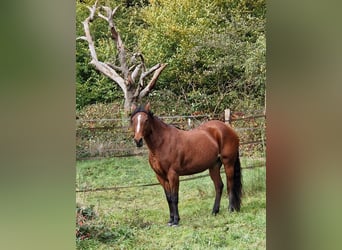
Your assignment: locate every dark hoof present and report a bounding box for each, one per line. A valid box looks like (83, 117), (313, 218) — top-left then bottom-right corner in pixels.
(212, 209), (219, 215)
(167, 218), (174, 226)
(167, 219), (179, 227)
(167, 222), (179, 227)
(229, 206), (240, 212)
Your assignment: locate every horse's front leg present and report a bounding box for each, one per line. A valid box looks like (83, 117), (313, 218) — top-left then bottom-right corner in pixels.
(170, 191), (180, 226)
(164, 190), (174, 226)
(156, 175), (174, 225)
(168, 170), (180, 226)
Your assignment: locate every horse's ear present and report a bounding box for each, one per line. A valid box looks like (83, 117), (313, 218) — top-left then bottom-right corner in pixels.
(131, 103), (137, 112)
(145, 102), (151, 112)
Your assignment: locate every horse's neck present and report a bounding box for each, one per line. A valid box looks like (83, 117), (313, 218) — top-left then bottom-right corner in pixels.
(144, 117), (169, 152)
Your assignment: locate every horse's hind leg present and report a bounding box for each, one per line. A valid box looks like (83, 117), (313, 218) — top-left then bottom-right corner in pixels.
(209, 158), (224, 215)
(222, 154), (242, 212)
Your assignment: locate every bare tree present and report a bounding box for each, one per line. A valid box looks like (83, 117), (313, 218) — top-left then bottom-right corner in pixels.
(77, 1), (167, 113)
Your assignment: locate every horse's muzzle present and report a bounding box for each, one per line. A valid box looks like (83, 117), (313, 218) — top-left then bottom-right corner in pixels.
(135, 138), (143, 147)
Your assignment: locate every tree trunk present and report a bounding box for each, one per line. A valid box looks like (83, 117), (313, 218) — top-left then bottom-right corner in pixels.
(124, 90), (134, 115)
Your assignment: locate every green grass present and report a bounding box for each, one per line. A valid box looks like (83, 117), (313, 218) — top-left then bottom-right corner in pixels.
(76, 156), (266, 249)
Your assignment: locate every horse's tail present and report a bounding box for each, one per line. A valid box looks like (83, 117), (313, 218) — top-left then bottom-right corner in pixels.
(232, 151), (242, 211)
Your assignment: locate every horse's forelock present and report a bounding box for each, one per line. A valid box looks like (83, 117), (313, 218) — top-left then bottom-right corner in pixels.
(130, 104), (153, 121)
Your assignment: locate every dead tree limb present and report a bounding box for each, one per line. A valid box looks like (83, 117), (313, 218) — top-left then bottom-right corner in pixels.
(77, 2), (167, 113)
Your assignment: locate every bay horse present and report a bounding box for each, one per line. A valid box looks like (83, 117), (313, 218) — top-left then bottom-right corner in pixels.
(130, 103), (242, 226)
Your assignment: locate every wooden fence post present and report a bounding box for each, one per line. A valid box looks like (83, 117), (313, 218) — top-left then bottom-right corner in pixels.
(225, 109), (231, 125)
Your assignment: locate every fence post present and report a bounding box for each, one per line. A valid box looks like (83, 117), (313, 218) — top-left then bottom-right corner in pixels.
(224, 109), (231, 125)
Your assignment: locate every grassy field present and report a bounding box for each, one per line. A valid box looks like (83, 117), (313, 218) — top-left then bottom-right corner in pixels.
(76, 156), (266, 249)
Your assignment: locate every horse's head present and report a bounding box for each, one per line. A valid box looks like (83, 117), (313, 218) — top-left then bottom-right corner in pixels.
(130, 103), (151, 147)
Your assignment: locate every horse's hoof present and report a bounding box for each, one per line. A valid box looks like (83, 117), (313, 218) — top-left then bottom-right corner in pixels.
(167, 222), (173, 226)
(212, 210), (219, 216)
(172, 223), (179, 227)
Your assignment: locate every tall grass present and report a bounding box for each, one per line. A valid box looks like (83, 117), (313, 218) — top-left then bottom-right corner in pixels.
(76, 156), (265, 249)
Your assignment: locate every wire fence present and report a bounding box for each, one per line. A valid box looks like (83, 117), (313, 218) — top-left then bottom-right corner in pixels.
(76, 109), (266, 160)
(76, 163), (265, 193)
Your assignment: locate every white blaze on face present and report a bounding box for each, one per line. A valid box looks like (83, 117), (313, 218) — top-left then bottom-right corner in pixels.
(136, 114), (142, 133)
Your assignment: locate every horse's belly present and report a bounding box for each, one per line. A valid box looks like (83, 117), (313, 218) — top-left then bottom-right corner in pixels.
(176, 143), (219, 175)
(177, 162), (215, 175)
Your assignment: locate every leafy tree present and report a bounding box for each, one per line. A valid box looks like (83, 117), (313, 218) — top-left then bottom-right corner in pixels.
(136, 0), (265, 113)
(76, 0), (266, 114)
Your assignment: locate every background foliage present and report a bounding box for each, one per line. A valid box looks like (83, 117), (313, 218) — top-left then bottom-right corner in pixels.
(76, 0), (266, 114)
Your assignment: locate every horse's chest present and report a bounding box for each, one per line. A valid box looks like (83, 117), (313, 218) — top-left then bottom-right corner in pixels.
(149, 154), (168, 177)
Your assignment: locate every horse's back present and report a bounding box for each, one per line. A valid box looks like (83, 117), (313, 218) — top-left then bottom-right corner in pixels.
(198, 120), (238, 139)
(198, 120), (239, 157)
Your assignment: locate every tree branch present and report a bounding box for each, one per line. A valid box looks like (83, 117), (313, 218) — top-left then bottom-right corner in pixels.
(78, 1), (126, 92)
(106, 63), (122, 72)
(140, 63), (161, 81)
(138, 64), (168, 99)
(132, 63), (165, 99)
(98, 5), (129, 81)
(76, 36), (87, 41)
(131, 64), (142, 83)
(81, 19), (98, 61)
(90, 61), (126, 91)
